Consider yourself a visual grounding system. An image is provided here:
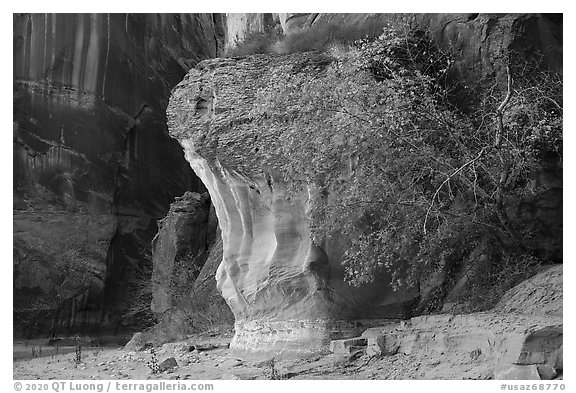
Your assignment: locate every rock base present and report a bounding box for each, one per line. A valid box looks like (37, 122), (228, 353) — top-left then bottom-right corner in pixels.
(328, 313), (562, 380)
(230, 319), (371, 360)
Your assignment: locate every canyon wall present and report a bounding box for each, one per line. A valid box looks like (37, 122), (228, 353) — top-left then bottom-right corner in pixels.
(13, 13), (225, 337)
(14, 12), (561, 345)
(225, 13), (562, 77)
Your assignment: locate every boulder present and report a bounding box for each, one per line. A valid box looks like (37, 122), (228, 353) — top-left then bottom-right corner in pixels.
(361, 324), (401, 356)
(158, 357), (178, 372)
(537, 364), (557, 380)
(124, 332), (150, 352)
(329, 338), (367, 357)
(365, 335), (386, 357)
(168, 52), (418, 360)
(495, 365), (541, 380)
(160, 342), (195, 358)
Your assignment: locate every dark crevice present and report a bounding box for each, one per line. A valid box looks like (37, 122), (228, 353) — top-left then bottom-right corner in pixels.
(308, 13), (320, 26)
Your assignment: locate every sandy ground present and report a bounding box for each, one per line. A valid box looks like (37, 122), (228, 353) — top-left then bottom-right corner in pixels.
(14, 266), (562, 380)
(13, 333), (495, 380)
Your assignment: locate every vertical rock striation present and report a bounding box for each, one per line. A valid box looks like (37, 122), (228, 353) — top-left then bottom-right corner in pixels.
(224, 13), (283, 50)
(224, 13), (562, 77)
(13, 13), (225, 337)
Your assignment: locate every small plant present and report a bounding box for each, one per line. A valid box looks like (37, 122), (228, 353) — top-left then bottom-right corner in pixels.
(470, 348), (482, 361)
(147, 347), (160, 374)
(267, 358), (286, 380)
(226, 32), (277, 57)
(73, 335), (82, 364)
(225, 19), (387, 57)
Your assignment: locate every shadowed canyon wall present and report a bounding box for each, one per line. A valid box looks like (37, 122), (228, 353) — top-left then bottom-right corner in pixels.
(169, 13), (561, 359)
(13, 13), (226, 337)
(151, 191), (215, 315)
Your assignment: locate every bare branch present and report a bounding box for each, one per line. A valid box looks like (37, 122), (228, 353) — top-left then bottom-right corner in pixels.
(494, 65), (513, 147)
(423, 146), (488, 234)
(540, 95), (563, 112)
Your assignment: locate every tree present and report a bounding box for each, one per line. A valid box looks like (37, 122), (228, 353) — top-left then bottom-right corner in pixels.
(202, 26), (562, 311)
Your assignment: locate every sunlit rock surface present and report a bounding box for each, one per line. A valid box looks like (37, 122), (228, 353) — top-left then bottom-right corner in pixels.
(225, 13), (282, 50)
(168, 53), (417, 359)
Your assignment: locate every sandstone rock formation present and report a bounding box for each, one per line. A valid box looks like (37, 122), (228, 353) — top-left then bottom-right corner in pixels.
(148, 191), (233, 343)
(169, 13), (561, 359)
(13, 13), (225, 337)
(351, 312), (562, 380)
(494, 265), (562, 316)
(168, 53), (423, 359)
(225, 13), (282, 50)
(331, 265), (562, 379)
(151, 192), (213, 314)
(168, 54), (403, 358)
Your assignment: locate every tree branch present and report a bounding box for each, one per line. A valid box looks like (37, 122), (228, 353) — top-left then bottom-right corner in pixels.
(423, 146), (487, 234)
(494, 65), (513, 148)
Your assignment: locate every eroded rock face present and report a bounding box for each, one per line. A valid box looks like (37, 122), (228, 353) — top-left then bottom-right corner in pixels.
(13, 13), (225, 337)
(355, 312), (563, 380)
(494, 265), (562, 316)
(149, 191), (234, 343)
(151, 191), (214, 314)
(168, 54), (417, 359)
(327, 266), (562, 379)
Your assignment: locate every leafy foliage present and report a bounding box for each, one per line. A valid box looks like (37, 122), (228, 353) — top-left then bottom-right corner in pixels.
(276, 20), (386, 54)
(212, 26), (561, 311)
(147, 347), (160, 374)
(73, 334), (82, 364)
